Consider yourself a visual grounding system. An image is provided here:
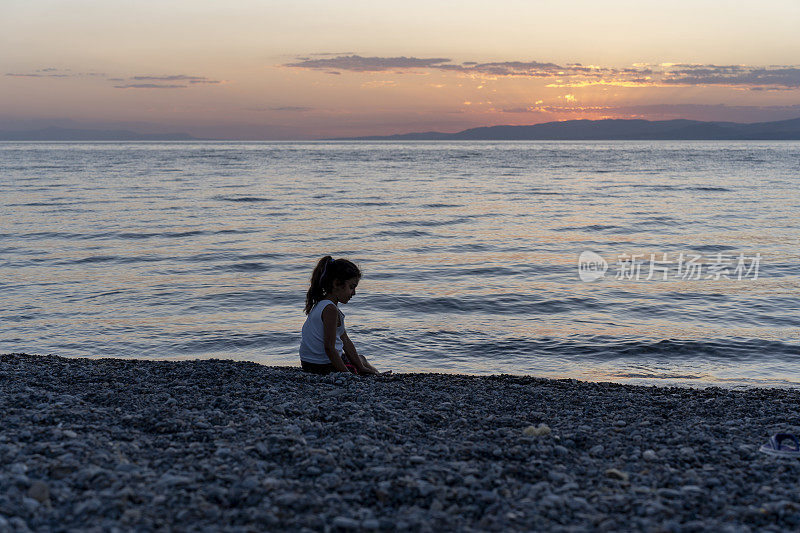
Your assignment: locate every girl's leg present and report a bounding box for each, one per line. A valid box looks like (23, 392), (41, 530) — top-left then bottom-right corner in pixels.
(301, 360), (336, 375)
(341, 354), (360, 375)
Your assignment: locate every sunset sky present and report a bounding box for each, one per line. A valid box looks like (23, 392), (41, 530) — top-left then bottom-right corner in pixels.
(2, 0), (800, 139)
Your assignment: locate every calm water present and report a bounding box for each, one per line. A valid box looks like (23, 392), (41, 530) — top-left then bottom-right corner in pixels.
(1, 141), (799, 387)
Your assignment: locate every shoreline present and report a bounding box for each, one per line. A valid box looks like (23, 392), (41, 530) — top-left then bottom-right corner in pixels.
(18, 352), (800, 391)
(2, 352), (800, 531)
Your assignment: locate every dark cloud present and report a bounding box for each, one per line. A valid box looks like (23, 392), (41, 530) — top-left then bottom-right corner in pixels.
(269, 106), (313, 112)
(435, 60), (568, 77)
(284, 55), (615, 78)
(6, 67), (106, 78)
(5, 68), (105, 78)
(663, 66), (800, 88)
(130, 75), (220, 84)
(284, 55), (452, 72)
(113, 83), (187, 89)
(6, 72), (71, 78)
(326, 71), (341, 75)
(6, 69), (216, 87)
(284, 55), (800, 90)
(668, 64), (745, 71)
(7, 67), (71, 77)
(500, 107), (540, 113)
(308, 52), (356, 57)
(112, 74), (221, 89)
(749, 86), (797, 92)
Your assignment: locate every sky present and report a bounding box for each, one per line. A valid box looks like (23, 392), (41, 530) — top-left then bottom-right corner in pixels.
(2, 0), (800, 139)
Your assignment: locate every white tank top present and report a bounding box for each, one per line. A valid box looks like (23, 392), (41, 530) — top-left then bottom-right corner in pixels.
(299, 299), (345, 364)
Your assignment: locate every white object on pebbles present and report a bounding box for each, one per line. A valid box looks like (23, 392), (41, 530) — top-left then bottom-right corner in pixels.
(523, 423), (551, 437)
(604, 468), (629, 481)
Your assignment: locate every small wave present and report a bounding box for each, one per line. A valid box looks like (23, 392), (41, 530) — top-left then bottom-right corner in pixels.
(215, 262), (272, 272)
(41, 208), (92, 214)
(555, 224), (622, 232)
(182, 252), (238, 263)
(660, 291), (730, 303)
(684, 186), (732, 192)
(54, 254), (167, 266)
(217, 229), (254, 235)
(364, 294), (601, 315)
(632, 184), (679, 191)
(632, 184), (732, 193)
(117, 229), (254, 240)
(174, 331), (297, 353)
(62, 255), (119, 265)
(612, 372), (705, 380)
(352, 201), (393, 207)
(3, 314), (37, 322)
(640, 216), (681, 227)
(381, 217), (472, 228)
(193, 289), (298, 307)
(441, 243), (497, 253)
(690, 244), (739, 253)
(374, 229), (434, 237)
(443, 335), (800, 363)
(212, 195), (272, 203)
(8, 231), (91, 240)
(117, 230), (205, 239)
(7, 201), (79, 207)
(9, 228), (255, 241)
(238, 252), (288, 260)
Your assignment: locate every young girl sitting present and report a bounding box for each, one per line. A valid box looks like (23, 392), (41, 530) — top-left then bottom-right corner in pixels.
(299, 256), (380, 375)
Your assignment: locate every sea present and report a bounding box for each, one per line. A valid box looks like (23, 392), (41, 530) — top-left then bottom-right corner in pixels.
(1, 141), (798, 388)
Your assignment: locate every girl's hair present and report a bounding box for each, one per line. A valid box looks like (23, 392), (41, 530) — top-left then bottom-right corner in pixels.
(305, 256), (362, 315)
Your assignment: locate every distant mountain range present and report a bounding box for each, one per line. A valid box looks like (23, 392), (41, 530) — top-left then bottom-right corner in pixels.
(4, 118), (800, 141)
(0, 127), (198, 141)
(333, 117), (800, 141)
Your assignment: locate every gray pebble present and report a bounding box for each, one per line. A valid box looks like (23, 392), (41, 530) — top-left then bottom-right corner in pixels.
(642, 449), (658, 461)
(332, 516), (361, 529)
(362, 518), (380, 530)
(27, 480), (49, 504)
(2, 352), (798, 532)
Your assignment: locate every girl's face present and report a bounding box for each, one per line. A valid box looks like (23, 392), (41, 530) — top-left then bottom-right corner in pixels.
(331, 277), (359, 304)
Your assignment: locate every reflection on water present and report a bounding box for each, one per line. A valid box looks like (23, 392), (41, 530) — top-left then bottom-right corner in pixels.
(1, 141), (799, 388)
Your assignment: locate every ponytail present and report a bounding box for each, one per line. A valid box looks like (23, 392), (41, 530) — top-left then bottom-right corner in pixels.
(304, 256), (362, 314)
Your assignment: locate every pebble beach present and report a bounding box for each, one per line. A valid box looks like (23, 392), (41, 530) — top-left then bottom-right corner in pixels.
(2, 353), (800, 532)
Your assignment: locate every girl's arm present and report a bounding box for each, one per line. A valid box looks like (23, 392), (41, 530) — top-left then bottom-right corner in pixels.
(341, 331), (378, 374)
(321, 305), (350, 373)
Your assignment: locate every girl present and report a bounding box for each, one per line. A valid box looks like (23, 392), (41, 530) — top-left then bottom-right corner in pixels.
(300, 256), (380, 375)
